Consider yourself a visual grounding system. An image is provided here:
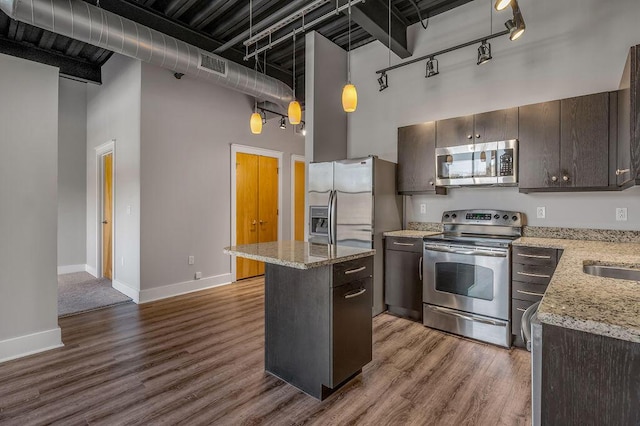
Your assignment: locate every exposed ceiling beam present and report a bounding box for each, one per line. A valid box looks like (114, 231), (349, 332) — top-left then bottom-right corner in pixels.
(88, 0), (293, 86)
(0, 36), (102, 83)
(350, 0), (411, 58)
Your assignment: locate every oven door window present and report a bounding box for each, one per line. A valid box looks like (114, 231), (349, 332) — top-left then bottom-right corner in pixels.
(434, 262), (494, 301)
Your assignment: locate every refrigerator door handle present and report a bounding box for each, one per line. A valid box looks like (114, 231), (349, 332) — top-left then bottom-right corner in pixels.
(330, 190), (338, 245)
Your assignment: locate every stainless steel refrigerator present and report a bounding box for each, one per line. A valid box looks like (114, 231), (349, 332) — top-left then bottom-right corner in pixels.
(308, 156), (403, 316)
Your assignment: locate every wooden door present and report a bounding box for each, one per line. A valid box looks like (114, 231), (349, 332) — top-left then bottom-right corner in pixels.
(560, 93), (610, 188)
(236, 153), (260, 279)
(257, 156), (278, 275)
(102, 153), (113, 279)
(397, 122), (437, 193)
(294, 160), (305, 241)
(473, 108), (519, 143)
(436, 115), (474, 147)
(518, 101), (561, 190)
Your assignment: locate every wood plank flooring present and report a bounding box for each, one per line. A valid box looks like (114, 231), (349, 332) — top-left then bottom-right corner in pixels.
(0, 278), (532, 425)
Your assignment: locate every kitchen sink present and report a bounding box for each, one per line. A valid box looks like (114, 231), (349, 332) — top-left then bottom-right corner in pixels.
(583, 263), (640, 281)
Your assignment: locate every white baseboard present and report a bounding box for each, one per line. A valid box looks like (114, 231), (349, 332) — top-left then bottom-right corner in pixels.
(0, 327), (63, 364)
(85, 264), (98, 278)
(139, 273), (233, 304)
(112, 279), (140, 304)
(57, 264), (88, 275)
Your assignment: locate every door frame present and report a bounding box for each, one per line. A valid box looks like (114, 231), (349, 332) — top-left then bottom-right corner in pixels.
(230, 144), (283, 282)
(95, 140), (116, 280)
(290, 154), (305, 241)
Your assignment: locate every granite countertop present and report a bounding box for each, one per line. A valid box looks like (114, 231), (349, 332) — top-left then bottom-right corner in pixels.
(383, 230), (442, 238)
(514, 237), (640, 343)
(224, 241), (375, 270)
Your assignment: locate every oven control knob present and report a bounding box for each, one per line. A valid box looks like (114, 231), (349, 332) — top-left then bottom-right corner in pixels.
(451, 214), (457, 219)
(493, 214), (500, 219)
(444, 214), (450, 219)
(512, 215), (518, 221)
(502, 214), (509, 220)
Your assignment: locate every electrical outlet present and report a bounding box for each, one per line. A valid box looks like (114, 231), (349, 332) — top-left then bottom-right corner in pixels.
(420, 203), (427, 214)
(121, 257), (124, 266)
(195, 272), (202, 280)
(616, 208), (628, 221)
(126, 205), (131, 215)
(188, 256), (195, 265)
(536, 207), (546, 219)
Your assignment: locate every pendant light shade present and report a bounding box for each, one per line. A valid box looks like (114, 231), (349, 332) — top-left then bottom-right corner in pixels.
(250, 112), (263, 134)
(494, 0), (511, 11)
(342, 83), (358, 113)
(288, 100), (302, 124)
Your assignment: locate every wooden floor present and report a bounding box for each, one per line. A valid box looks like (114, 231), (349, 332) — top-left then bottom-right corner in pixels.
(0, 278), (532, 425)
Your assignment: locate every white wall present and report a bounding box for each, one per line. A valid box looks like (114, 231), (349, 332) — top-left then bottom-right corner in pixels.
(0, 54), (62, 362)
(349, 0), (640, 230)
(139, 62), (304, 297)
(58, 78), (87, 270)
(86, 54), (141, 292)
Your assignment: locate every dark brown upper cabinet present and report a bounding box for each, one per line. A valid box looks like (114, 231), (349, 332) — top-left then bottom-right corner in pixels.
(436, 108), (518, 147)
(397, 122), (446, 194)
(519, 93), (614, 192)
(616, 44), (640, 187)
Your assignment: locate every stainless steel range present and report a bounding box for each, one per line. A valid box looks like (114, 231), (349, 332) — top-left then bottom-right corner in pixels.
(422, 209), (523, 347)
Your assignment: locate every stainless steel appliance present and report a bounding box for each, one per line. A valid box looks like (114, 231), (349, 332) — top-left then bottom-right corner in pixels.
(435, 140), (518, 186)
(308, 156), (402, 316)
(423, 209), (523, 347)
(522, 301), (541, 426)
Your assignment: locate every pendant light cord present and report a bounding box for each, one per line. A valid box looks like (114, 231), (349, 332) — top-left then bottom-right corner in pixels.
(388, 0), (391, 67)
(292, 33), (296, 99)
(347, 0), (351, 83)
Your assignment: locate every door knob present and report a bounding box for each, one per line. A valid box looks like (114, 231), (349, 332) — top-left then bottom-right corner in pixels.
(251, 220), (257, 225)
(259, 220), (268, 224)
(102, 220), (108, 224)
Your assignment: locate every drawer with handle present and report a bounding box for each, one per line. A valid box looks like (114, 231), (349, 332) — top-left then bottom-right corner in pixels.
(512, 263), (556, 285)
(385, 236), (422, 253)
(513, 281), (547, 302)
(512, 298), (536, 336)
(333, 256), (373, 287)
(513, 246), (559, 267)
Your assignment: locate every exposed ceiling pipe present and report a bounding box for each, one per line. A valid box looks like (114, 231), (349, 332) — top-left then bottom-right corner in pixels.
(0, 0), (293, 108)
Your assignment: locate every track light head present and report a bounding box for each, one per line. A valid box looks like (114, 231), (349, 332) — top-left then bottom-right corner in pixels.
(505, 0), (526, 41)
(300, 122), (306, 136)
(279, 116), (287, 130)
(377, 72), (389, 91)
(425, 57), (439, 78)
(494, 0), (511, 11)
(261, 110), (267, 124)
(477, 40), (492, 65)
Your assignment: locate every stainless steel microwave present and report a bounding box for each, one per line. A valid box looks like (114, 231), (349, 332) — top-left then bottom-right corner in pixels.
(435, 139), (518, 186)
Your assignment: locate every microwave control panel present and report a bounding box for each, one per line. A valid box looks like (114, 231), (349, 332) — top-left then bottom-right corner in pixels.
(499, 152), (513, 176)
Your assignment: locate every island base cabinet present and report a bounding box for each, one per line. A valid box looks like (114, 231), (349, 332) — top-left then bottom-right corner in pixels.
(264, 258), (373, 400)
(542, 324), (640, 425)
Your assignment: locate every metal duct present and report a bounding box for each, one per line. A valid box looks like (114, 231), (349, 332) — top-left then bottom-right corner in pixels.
(0, 0), (293, 108)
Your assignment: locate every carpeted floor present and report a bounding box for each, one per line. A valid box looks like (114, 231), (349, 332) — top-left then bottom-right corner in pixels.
(58, 272), (132, 317)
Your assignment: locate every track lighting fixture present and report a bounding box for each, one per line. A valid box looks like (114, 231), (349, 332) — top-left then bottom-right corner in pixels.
(425, 57), (439, 78)
(377, 72), (388, 91)
(477, 40), (492, 65)
(494, 0), (511, 11)
(505, 0), (525, 41)
(279, 116), (287, 130)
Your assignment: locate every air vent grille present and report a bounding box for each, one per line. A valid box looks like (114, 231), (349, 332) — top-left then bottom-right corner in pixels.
(198, 53), (227, 77)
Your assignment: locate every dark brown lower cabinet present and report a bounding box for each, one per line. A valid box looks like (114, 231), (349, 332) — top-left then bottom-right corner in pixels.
(542, 324), (640, 425)
(384, 237), (423, 321)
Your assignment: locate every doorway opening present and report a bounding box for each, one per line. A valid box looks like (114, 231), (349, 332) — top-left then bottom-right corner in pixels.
(231, 144), (283, 281)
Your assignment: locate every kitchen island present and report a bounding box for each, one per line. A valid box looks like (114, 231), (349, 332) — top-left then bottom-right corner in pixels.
(224, 241), (375, 400)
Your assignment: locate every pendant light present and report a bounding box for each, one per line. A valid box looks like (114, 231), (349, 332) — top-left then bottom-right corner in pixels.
(288, 34), (302, 125)
(341, 0), (357, 113)
(248, 0), (262, 135)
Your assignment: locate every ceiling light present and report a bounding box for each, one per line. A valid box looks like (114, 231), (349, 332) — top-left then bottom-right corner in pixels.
(279, 116), (287, 129)
(288, 34), (302, 125)
(494, 0), (511, 11)
(342, 0), (358, 113)
(425, 57), (439, 78)
(477, 40), (492, 65)
(250, 112), (262, 134)
(505, 0), (526, 41)
(377, 72), (388, 91)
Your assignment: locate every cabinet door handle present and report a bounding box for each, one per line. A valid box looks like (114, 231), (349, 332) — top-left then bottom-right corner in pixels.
(429, 181), (434, 186)
(517, 271), (551, 279)
(516, 289), (545, 297)
(517, 253), (551, 260)
(475, 134), (481, 139)
(616, 168), (630, 176)
(419, 256), (423, 281)
(516, 307), (526, 312)
(344, 288), (366, 299)
(344, 266), (366, 275)
(551, 176), (558, 182)
(562, 175), (570, 182)
(393, 242), (414, 246)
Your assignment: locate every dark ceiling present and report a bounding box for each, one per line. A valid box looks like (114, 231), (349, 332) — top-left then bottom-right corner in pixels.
(0, 0), (473, 99)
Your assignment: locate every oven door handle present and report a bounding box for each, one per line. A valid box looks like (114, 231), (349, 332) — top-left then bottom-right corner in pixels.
(428, 305), (508, 327)
(424, 245), (507, 258)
